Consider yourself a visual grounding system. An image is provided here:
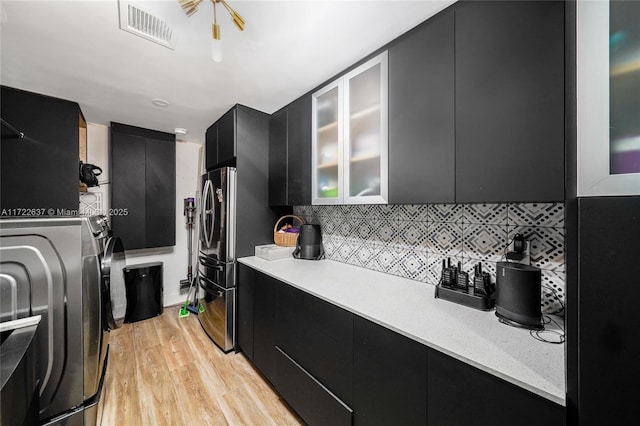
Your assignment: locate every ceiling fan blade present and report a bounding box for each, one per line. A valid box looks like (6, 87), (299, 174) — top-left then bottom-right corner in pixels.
(178, 0), (203, 17)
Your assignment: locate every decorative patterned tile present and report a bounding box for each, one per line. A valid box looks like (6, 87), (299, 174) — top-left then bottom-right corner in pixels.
(427, 222), (463, 255)
(373, 220), (399, 244)
(394, 221), (429, 250)
(395, 204), (429, 222)
(397, 249), (428, 282)
(462, 224), (508, 262)
(372, 244), (403, 274)
(377, 204), (398, 218)
(338, 205), (359, 219)
(359, 205), (384, 221)
(337, 217), (357, 238)
(320, 205), (339, 219)
(319, 205), (336, 218)
(322, 235), (340, 258)
(462, 203), (508, 225)
(541, 270), (566, 315)
(337, 238), (362, 263)
(428, 204), (463, 223)
(350, 204), (371, 219)
(508, 203), (565, 227)
(297, 202), (564, 288)
(352, 219), (377, 241)
(321, 214), (340, 235)
(350, 242), (382, 268)
(507, 226), (565, 272)
(297, 213), (321, 226)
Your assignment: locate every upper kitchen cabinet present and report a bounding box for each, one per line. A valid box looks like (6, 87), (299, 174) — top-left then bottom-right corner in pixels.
(454, 0), (565, 203)
(111, 122), (175, 250)
(269, 96), (312, 206)
(269, 109), (287, 206)
(1, 86), (83, 214)
(388, 9), (455, 204)
(312, 51), (388, 205)
(206, 107), (236, 170)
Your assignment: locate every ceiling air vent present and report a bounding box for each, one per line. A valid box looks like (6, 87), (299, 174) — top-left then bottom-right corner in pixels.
(118, 1), (178, 50)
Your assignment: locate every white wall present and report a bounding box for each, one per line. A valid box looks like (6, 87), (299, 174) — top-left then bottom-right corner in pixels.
(87, 123), (203, 307)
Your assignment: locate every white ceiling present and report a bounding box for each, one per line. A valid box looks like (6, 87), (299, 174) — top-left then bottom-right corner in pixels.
(0, 0), (455, 143)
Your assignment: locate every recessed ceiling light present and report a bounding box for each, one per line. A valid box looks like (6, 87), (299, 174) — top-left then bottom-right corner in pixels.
(174, 128), (188, 136)
(152, 98), (169, 107)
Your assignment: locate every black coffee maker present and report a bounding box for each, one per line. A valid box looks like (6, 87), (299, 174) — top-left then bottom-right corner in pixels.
(293, 224), (324, 260)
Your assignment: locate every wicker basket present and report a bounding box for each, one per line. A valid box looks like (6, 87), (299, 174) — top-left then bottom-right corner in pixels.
(274, 215), (304, 247)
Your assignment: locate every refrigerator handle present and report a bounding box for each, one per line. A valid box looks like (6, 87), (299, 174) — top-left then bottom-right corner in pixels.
(207, 180), (216, 246)
(200, 180), (208, 244)
(201, 179), (215, 248)
(198, 255), (224, 270)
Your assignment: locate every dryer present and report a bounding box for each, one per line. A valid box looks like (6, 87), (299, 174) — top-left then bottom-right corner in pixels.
(0, 216), (126, 425)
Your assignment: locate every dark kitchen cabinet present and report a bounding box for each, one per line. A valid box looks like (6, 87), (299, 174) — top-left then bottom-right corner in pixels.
(111, 122), (175, 250)
(241, 263), (564, 425)
(454, 0), (565, 203)
(276, 283), (353, 408)
(217, 108), (236, 165)
(428, 348), (564, 426)
(1, 86), (83, 214)
(252, 270), (278, 383)
(268, 109), (287, 206)
(353, 316), (428, 426)
(275, 346), (352, 426)
(269, 96), (312, 206)
(205, 121), (217, 171)
(205, 106), (237, 170)
(574, 196), (640, 425)
(206, 107), (236, 170)
(286, 97), (312, 205)
(388, 9), (455, 204)
(237, 264), (255, 360)
(207, 105), (278, 257)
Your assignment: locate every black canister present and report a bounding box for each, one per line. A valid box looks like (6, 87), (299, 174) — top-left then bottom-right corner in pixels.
(293, 224), (324, 260)
(495, 262), (542, 329)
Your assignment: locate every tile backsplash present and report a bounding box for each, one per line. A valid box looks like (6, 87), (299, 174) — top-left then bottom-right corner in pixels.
(293, 203), (565, 315)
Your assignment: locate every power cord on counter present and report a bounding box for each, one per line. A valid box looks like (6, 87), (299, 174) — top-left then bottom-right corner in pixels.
(530, 315), (565, 344)
(529, 283), (565, 344)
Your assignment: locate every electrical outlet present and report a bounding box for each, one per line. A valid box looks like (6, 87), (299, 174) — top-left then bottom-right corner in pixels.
(179, 280), (190, 294)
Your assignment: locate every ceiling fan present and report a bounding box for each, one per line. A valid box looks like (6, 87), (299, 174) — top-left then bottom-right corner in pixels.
(178, 0), (245, 62)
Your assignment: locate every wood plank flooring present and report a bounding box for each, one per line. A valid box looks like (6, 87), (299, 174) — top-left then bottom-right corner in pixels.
(98, 305), (303, 426)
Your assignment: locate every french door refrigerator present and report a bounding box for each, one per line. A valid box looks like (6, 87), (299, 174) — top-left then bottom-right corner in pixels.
(198, 166), (237, 352)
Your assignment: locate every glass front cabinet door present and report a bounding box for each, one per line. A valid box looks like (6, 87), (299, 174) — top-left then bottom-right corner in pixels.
(312, 51), (388, 205)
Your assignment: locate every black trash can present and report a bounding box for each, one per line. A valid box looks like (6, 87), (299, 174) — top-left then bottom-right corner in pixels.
(123, 262), (163, 323)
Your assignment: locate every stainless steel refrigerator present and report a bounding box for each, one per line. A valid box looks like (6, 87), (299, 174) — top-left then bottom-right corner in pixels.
(198, 166), (237, 352)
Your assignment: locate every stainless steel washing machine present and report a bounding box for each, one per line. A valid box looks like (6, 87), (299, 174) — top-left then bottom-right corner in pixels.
(0, 215), (126, 425)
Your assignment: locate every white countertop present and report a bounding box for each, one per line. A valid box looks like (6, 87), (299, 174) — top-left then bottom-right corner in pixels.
(238, 256), (566, 406)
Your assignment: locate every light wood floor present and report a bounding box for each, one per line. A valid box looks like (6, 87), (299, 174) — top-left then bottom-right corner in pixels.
(98, 305), (303, 426)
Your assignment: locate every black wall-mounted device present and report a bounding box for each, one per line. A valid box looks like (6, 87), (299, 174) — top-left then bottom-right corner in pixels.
(506, 233), (526, 261)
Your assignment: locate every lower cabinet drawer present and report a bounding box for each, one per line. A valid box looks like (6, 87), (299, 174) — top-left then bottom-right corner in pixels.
(275, 346), (353, 426)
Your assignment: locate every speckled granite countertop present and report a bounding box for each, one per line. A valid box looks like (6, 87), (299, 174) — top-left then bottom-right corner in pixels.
(238, 256), (566, 406)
